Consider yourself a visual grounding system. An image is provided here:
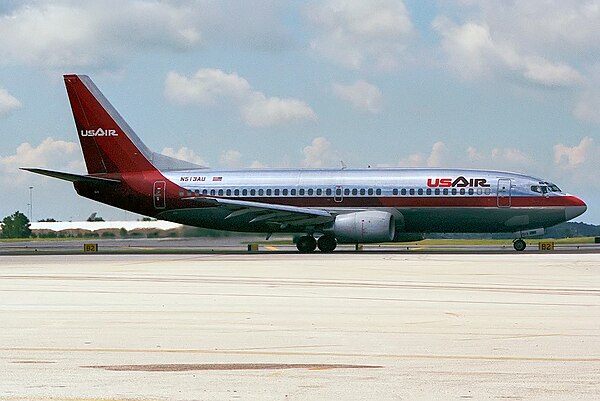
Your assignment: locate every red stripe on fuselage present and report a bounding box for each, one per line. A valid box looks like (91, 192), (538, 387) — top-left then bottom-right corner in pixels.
(163, 194), (583, 210)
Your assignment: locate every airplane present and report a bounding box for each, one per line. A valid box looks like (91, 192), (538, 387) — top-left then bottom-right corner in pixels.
(23, 74), (587, 252)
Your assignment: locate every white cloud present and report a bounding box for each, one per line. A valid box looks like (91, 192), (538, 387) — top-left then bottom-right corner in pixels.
(332, 80), (382, 113)
(307, 0), (414, 70)
(433, 17), (583, 87)
(220, 150), (242, 168)
(554, 136), (595, 169)
(0, 138), (81, 184)
(0, 87), (21, 116)
(165, 69), (317, 127)
(161, 146), (207, 167)
(0, 2), (202, 70)
(302, 136), (340, 167)
(398, 141), (448, 167)
(466, 145), (534, 171)
(249, 160), (270, 169)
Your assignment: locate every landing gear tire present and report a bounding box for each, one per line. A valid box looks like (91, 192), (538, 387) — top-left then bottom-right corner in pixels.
(296, 235), (317, 253)
(317, 235), (337, 252)
(513, 239), (526, 252)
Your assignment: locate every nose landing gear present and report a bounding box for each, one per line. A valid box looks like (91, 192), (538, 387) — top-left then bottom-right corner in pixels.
(513, 238), (526, 252)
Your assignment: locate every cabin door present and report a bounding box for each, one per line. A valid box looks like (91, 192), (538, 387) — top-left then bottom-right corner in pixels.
(153, 181), (166, 209)
(497, 179), (511, 208)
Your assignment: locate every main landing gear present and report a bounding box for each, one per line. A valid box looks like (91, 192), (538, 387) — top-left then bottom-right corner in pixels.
(513, 238), (526, 252)
(296, 234), (337, 253)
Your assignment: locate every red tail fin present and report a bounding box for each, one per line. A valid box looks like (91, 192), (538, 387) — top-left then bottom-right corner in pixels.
(64, 74), (156, 174)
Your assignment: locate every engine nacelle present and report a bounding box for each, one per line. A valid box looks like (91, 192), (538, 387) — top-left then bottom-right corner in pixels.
(333, 211), (395, 243)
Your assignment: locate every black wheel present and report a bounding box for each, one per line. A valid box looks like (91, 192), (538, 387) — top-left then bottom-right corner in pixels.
(513, 239), (526, 252)
(317, 235), (337, 252)
(296, 235), (317, 253)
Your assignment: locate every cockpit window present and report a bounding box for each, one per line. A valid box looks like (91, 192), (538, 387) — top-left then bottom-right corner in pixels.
(533, 182), (562, 194)
(548, 184), (561, 192)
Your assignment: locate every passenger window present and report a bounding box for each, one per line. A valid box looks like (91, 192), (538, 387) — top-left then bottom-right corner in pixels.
(426, 188), (432, 195)
(242, 189), (248, 196)
(401, 189), (407, 195)
(468, 188), (474, 195)
(484, 188), (491, 195)
(360, 188), (366, 195)
(307, 189), (313, 195)
(335, 188), (341, 196)
(282, 189), (288, 196)
(316, 188), (322, 195)
(434, 188), (440, 195)
(376, 189), (381, 195)
(443, 188), (449, 195)
(409, 189), (415, 195)
(452, 188), (457, 195)
(217, 189), (223, 196)
(274, 189), (280, 196)
(250, 189), (256, 196)
(368, 188), (374, 195)
(234, 189), (239, 196)
(326, 188), (332, 196)
(476, 188), (482, 195)
(258, 189), (264, 196)
(417, 188), (423, 195)
(344, 188), (350, 195)
(393, 189), (398, 195)
(459, 188), (466, 195)
(202, 189), (208, 195)
(266, 189), (272, 196)
(226, 189), (232, 196)
(195, 189), (200, 195)
(179, 190), (184, 197)
(299, 189), (305, 195)
(352, 188), (358, 195)
(291, 189), (297, 195)
(210, 189), (216, 196)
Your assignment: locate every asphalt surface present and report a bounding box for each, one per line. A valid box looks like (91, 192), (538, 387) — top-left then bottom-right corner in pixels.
(0, 252), (598, 400)
(1, 236), (599, 254)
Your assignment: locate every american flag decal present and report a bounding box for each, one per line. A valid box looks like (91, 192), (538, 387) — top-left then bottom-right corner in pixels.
(212, 176), (223, 181)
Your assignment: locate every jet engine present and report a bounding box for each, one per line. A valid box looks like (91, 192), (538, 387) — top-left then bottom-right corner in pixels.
(333, 211), (395, 243)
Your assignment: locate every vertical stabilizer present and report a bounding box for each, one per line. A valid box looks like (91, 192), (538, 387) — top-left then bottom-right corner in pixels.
(64, 74), (156, 174)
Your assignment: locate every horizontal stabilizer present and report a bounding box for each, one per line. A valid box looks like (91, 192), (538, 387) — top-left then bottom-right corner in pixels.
(21, 168), (121, 184)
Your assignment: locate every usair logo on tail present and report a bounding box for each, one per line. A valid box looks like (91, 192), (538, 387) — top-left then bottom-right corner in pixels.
(80, 128), (118, 137)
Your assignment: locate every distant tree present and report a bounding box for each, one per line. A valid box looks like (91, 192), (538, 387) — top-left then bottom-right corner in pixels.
(119, 227), (128, 237)
(1, 211), (32, 238)
(38, 218), (58, 222)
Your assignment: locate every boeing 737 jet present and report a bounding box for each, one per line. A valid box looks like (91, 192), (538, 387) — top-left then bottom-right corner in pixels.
(24, 75), (587, 252)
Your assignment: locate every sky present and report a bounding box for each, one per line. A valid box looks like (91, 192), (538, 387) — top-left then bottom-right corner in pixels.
(0, 0), (599, 224)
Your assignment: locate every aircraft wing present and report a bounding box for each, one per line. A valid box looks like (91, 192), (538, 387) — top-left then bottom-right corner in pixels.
(187, 197), (334, 227)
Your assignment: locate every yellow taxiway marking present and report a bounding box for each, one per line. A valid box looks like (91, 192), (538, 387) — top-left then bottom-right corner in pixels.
(264, 245), (279, 251)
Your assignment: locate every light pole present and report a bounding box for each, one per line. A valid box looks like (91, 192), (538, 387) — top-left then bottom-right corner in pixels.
(28, 186), (33, 222)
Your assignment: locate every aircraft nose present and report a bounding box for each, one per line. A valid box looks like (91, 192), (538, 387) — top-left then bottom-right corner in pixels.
(565, 196), (587, 221)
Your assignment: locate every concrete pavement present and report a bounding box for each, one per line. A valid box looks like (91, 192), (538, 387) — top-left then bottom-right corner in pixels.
(0, 253), (598, 400)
